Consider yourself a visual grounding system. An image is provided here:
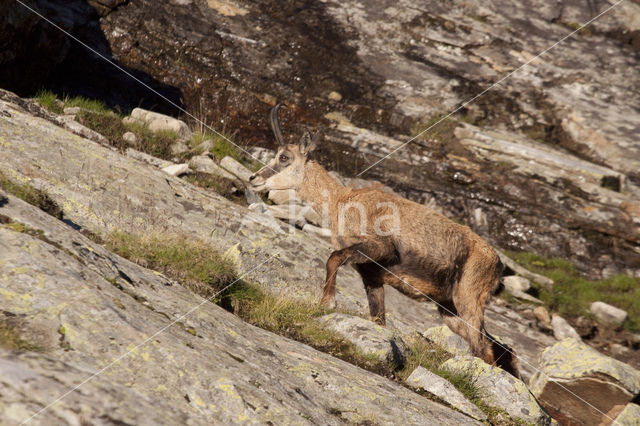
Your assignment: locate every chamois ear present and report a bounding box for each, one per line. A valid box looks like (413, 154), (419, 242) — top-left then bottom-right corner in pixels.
(299, 130), (318, 156)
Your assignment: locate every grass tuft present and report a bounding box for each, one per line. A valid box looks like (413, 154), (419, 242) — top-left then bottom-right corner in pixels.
(507, 251), (640, 331)
(105, 232), (237, 299)
(0, 171), (63, 219)
(35, 89), (63, 114)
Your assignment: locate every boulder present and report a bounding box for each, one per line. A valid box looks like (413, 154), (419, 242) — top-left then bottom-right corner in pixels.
(590, 301), (628, 328)
(161, 163), (189, 176)
(614, 403), (640, 426)
(188, 155), (236, 180)
(502, 276), (531, 293)
(551, 314), (580, 341)
(317, 313), (408, 368)
(422, 325), (471, 357)
(128, 108), (191, 139)
(406, 366), (487, 421)
(530, 338), (640, 425)
(122, 131), (137, 144)
(443, 356), (548, 424)
(220, 156), (252, 182)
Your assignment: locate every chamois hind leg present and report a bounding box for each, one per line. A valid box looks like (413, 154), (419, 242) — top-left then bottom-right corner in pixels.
(355, 263), (386, 325)
(320, 238), (395, 313)
(448, 253), (521, 378)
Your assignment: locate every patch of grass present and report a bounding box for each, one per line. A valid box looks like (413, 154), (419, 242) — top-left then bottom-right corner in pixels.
(63, 95), (110, 114)
(507, 251), (640, 331)
(397, 336), (482, 403)
(123, 120), (179, 159)
(105, 232), (238, 299)
(0, 171), (63, 219)
(0, 318), (42, 352)
(35, 89), (63, 114)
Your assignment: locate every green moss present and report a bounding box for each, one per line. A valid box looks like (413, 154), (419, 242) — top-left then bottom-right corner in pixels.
(34, 90), (63, 114)
(507, 251), (640, 331)
(0, 319), (42, 352)
(0, 172), (63, 219)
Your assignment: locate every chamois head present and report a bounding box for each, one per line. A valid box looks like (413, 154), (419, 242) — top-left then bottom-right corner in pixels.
(249, 103), (318, 192)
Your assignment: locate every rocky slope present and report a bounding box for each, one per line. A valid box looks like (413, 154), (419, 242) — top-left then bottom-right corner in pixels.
(3, 0), (640, 277)
(2, 88), (640, 424)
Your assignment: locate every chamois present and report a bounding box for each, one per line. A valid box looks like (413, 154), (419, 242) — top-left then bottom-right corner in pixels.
(249, 104), (520, 377)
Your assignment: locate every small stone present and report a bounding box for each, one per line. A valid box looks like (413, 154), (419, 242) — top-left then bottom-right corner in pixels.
(328, 91), (342, 102)
(302, 223), (331, 238)
(63, 106), (81, 115)
(590, 301), (628, 328)
(188, 156), (236, 180)
(129, 108), (191, 139)
(170, 141), (189, 156)
(611, 343), (630, 357)
(193, 139), (214, 154)
(220, 156), (253, 182)
(406, 366), (487, 421)
(551, 314), (580, 341)
(502, 275), (531, 293)
(317, 313), (407, 367)
(161, 163), (189, 176)
(268, 189), (301, 205)
(122, 131), (137, 144)
(533, 306), (551, 325)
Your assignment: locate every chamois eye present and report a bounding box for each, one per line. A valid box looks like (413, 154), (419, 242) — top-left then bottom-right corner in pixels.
(279, 154), (289, 162)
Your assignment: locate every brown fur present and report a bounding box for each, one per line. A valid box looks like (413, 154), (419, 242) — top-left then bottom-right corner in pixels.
(250, 106), (520, 378)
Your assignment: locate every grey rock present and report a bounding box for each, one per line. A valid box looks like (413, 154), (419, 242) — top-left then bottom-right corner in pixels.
(509, 289), (544, 305)
(220, 156), (253, 182)
(188, 155), (235, 180)
(170, 141), (189, 156)
(406, 366), (487, 421)
(503, 275), (531, 293)
(318, 313), (408, 368)
(162, 163), (189, 176)
(269, 188), (302, 205)
(302, 223), (331, 239)
(422, 325), (471, 357)
(496, 250), (554, 290)
(63, 106), (81, 115)
(122, 131), (137, 144)
(129, 107), (191, 139)
(193, 139), (214, 154)
(551, 314), (580, 341)
(55, 114), (109, 145)
(533, 306), (552, 329)
(590, 301), (628, 328)
(247, 147), (275, 165)
(530, 338), (640, 426)
(443, 356), (548, 424)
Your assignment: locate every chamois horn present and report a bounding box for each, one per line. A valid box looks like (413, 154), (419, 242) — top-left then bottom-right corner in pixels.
(269, 103), (287, 146)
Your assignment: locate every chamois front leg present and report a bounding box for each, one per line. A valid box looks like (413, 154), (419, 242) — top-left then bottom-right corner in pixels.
(320, 238), (396, 315)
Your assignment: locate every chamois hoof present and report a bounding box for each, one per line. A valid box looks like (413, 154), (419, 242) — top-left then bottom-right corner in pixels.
(319, 295), (336, 309)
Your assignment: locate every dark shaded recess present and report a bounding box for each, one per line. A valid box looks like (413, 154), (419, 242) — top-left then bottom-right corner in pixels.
(0, 0), (183, 116)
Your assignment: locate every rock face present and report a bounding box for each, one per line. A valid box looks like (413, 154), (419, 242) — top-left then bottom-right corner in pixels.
(0, 89), (630, 423)
(530, 338), (640, 425)
(406, 366), (487, 421)
(0, 191), (480, 425)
